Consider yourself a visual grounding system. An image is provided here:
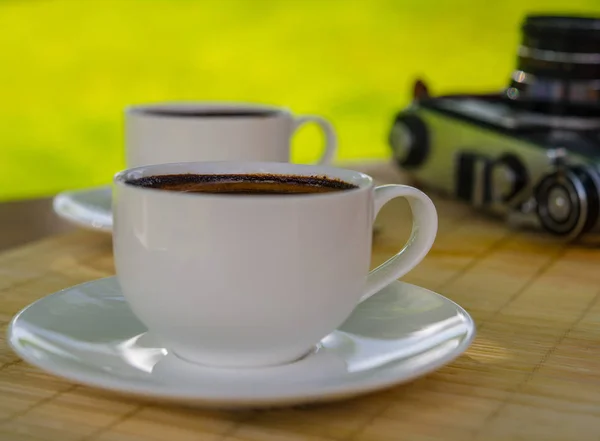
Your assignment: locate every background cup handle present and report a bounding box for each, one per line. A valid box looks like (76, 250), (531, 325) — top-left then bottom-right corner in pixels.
(293, 115), (337, 165)
(360, 184), (438, 303)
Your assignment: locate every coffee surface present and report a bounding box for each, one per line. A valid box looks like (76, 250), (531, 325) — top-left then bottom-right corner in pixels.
(126, 173), (358, 195)
(137, 109), (279, 118)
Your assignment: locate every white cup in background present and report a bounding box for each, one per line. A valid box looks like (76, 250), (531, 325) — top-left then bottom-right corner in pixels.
(125, 102), (337, 167)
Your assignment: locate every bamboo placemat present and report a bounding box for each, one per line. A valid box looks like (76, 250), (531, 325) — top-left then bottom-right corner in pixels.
(0, 161), (599, 441)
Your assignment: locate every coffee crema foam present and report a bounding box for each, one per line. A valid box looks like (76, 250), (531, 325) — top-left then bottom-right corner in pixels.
(125, 173), (359, 195)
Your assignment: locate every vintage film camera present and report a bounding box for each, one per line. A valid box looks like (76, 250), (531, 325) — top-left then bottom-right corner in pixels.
(388, 14), (600, 240)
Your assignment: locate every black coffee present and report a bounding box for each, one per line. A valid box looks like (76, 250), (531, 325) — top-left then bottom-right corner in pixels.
(137, 108), (279, 118)
(126, 173), (358, 195)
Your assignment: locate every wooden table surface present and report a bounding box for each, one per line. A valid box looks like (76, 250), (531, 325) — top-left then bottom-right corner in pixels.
(0, 196), (74, 252)
(0, 161), (599, 441)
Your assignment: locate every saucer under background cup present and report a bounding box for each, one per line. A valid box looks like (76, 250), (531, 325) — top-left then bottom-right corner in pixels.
(8, 277), (475, 409)
(51, 159), (394, 235)
(52, 185), (383, 235)
(53, 186), (113, 233)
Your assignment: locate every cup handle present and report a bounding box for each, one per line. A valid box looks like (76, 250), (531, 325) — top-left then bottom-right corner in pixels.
(292, 115), (337, 165)
(360, 184), (438, 303)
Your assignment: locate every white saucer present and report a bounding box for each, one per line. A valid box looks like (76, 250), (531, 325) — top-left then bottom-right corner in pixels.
(53, 185), (113, 233)
(52, 186), (384, 236)
(51, 164), (391, 235)
(8, 277), (475, 409)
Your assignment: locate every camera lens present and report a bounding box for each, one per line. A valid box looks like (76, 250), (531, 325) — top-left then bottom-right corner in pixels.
(535, 165), (600, 238)
(508, 14), (600, 112)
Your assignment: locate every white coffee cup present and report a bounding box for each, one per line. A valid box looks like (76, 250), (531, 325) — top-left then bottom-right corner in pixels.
(125, 102), (337, 167)
(112, 161), (438, 368)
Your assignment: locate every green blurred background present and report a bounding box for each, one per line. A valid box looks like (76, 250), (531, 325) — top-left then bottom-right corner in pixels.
(0, 0), (598, 201)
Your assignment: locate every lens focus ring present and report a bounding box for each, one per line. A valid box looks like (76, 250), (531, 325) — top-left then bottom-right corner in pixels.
(535, 165), (600, 238)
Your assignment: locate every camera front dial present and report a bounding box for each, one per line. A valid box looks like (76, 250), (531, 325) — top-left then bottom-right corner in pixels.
(534, 165), (600, 238)
(389, 113), (429, 169)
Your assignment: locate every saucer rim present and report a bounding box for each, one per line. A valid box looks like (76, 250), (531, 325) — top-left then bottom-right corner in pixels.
(53, 186), (113, 233)
(50, 160), (394, 235)
(7, 277), (476, 408)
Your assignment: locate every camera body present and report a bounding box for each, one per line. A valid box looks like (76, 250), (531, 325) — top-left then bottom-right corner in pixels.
(388, 15), (600, 240)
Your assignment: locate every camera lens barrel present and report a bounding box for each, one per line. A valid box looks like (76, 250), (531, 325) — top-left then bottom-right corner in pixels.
(509, 14), (600, 108)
